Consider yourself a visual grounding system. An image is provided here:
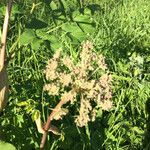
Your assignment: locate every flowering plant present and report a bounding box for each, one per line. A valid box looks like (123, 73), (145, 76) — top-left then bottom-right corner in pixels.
(44, 41), (113, 127)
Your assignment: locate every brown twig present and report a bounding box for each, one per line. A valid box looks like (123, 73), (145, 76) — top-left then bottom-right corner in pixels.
(40, 99), (66, 149)
(0, 0), (13, 69)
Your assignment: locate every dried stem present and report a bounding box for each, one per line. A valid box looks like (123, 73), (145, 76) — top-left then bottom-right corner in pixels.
(40, 99), (66, 149)
(0, 0), (13, 70)
(0, 1), (13, 111)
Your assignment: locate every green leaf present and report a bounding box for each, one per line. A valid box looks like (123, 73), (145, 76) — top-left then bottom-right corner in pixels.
(26, 18), (48, 29)
(79, 23), (95, 34)
(0, 6), (5, 17)
(12, 4), (20, 15)
(17, 101), (28, 107)
(73, 14), (91, 23)
(31, 38), (42, 50)
(96, 108), (102, 118)
(20, 29), (36, 46)
(31, 109), (40, 121)
(0, 141), (16, 150)
(132, 126), (144, 135)
(62, 23), (86, 41)
(51, 42), (62, 50)
(71, 31), (86, 41)
(50, 1), (58, 10)
(62, 23), (82, 33)
(36, 29), (59, 44)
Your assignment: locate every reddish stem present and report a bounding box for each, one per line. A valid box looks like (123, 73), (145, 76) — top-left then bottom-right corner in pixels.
(40, 99), (66, 149)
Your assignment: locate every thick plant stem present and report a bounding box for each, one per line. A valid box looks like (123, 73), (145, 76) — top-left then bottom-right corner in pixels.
(40, 99), (66, 149)
(0, 0), (13, 69)
(0, 0), (13, 111)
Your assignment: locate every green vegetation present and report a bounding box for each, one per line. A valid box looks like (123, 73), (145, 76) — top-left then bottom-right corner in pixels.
(0, 0), (150, 149)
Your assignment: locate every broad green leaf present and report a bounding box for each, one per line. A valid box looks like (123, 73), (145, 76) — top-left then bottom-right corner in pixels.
(48, 35), (59, 44)
(62, 23), (86, 41)
(73, 14), (91, 23)
(71, 31), (86, 41)
(20, 29), (36, 46)
(0, 141), (16, 150)
(31, 38), (42, 50)
(62, 23), (82, 33)
(36, 29), (59, 44)
(51, 42), (62, 50)
(79, 23), (95, 34)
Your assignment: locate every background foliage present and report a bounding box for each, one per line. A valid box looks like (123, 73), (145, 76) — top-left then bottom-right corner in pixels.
(0, 0), (150, 149)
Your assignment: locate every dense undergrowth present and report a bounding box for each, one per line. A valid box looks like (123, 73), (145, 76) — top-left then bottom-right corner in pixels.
(0, 0), (150, 149)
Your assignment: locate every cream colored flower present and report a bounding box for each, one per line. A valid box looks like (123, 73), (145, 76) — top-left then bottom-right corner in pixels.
(61, 90), (76, 103)
(99, 74), (112, 88)
(86, 89), (97, 99)
(60, 73), (72, 87)
(99, 100), (113, 111)
(45, 70), (57, 81)
(75, 98), (92, 127)
(53, 108), (69, 120)
(62, 56), (73, 70)
(82, 40), (93, 51)
(97, 54), (107, 70)
(105, 88), (112, 99)
(44, 40), (113, 126)
(44, 83), (59, 95)
(46, 59), (58, 71)
(75, 113), (90, 127)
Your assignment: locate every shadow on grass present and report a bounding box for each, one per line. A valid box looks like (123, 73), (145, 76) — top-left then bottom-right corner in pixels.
(0, 114), (41, 150)
(108, 32), (150, 61)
